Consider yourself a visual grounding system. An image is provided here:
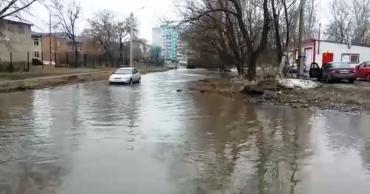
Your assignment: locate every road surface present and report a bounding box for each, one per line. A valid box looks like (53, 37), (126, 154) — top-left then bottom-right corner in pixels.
(0, 69), (370, 194)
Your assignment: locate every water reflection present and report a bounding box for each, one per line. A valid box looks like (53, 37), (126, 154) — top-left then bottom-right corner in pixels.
(0, 70), (369, 194)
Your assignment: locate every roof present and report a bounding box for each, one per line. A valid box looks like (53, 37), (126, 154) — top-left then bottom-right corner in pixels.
(305, 39), (370, 48)
(31, 31), (42, 38)
(0, 18), (32, 26)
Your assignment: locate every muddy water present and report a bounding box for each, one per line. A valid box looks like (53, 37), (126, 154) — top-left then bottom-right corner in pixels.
(0, 69), (370, 194)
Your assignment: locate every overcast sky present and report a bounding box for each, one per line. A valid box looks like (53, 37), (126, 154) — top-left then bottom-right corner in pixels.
(27, 0), (332, 44)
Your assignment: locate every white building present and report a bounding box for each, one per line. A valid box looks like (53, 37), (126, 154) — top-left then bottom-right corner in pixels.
(31, 32), (42, 61)
(302, 39), (370, 67)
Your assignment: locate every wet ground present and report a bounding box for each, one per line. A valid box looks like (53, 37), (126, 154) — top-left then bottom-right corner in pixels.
(0, 69), (370, 194)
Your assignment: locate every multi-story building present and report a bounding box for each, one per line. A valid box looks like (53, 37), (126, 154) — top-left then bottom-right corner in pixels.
(152, 24), (180, 62)
(0, 19), (32, 70)
(31, 32), (42, 61)
(177, 39), (188, 64)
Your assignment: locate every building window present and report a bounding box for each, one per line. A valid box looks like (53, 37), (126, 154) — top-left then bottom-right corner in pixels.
(341, 53), (359, 63)
(34, 51), (40, 58)
(34, 39), (39, 46)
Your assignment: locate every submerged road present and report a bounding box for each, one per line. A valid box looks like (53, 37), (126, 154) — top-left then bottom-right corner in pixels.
(0, 69), (370, 194)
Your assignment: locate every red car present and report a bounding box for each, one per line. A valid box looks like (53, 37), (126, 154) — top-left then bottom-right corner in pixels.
(356, 61), (370, 81)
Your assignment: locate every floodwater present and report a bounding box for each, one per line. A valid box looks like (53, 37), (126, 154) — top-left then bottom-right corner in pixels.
(0, 69), (370, 194)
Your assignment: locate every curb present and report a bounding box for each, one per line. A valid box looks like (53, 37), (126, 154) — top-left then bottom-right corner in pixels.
(0, 71), (112, 93)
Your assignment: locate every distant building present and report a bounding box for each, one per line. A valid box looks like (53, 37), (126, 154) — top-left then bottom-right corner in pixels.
(40, 33), (69, 65)
(152, 24), (181, 62)
(31, 32), (42, 61)
(177, 40), (188, 64)
(0, 19), (32, 70)
(38, 33), (102, 66)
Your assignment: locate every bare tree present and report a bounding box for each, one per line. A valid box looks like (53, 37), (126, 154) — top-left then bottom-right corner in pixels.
(270, 0), (300, 62)
(352, 0), (370, 45)
(52, 0), (81, 67)
(180, 0), (270, 81)
(304, 0), (317, 39)
(0, 0), (38, 19)
(86, 10), (117, 66)
(326, 0), (353, 44)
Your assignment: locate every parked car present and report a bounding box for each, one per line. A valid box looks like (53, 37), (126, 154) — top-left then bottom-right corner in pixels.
(356, 61), (370, 81)
(109, 67), (141, 85)
(309, 62), (356, 83)
(186, 64), (196, 69)
(32, 58), (43, 66)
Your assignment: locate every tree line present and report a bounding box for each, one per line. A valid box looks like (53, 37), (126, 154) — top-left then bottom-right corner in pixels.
(326, 0), (370, 45)
(0, 0), (156, 68)
(178, 0), (319, 80)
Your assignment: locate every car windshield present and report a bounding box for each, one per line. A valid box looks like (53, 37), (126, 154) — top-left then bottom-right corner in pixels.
(115, 69), (132, 74)
(331, 62), (350, 68)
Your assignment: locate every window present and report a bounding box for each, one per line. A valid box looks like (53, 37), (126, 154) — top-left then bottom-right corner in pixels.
(341, 53), (359, 63)
(350, 55), (359, 63)
(34, 51), (40, 58)
(34, 39), (39, 46)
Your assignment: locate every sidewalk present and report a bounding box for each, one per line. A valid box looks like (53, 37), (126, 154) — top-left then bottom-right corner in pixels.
(0, 66), (173, 93)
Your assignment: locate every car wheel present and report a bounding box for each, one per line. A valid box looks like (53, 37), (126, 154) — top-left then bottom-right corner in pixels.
(367, 74), (370, 81)
(349, 79), (355, 83)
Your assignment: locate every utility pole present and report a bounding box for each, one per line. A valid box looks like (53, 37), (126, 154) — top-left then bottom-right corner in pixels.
(297, 0), (306, 78)
(130, 13), (134, 67)
(318, 23), (321, 55)
(129, 7), (144, 67)
(49, 11), (52, 68)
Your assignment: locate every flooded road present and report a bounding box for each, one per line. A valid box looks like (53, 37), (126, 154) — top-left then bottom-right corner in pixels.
(1, 69), (370, 194)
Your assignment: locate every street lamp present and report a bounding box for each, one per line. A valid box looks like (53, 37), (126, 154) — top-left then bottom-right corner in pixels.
(130, 6), (145, 68)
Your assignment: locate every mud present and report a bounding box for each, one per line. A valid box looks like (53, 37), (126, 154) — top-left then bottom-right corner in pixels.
(189, 77), (370, 113)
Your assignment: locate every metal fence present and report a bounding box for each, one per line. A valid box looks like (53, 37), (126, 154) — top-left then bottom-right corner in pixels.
(0, 51), (143, 73)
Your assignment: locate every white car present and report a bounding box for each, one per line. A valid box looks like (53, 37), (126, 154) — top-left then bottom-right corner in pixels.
(109, 67), (141, 85)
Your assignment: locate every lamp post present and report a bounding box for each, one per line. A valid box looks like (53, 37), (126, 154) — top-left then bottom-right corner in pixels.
(130, 6), (145, 67)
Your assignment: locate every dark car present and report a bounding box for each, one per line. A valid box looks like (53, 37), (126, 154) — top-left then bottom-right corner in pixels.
(309, 62), (356, 83)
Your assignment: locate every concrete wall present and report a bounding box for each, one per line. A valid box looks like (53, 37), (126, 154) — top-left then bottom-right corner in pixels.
(0, 20), (32, 67)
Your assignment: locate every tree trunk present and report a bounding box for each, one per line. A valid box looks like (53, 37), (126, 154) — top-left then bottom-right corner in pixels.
(74, 43), (79, 68)
(118, 38), (123, 67)
(236, 64), (245, 76)
(271, 0), (283, 62)
(247, 54), (258, 81)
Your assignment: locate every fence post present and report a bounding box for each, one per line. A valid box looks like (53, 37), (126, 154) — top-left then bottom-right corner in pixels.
(66, 53), (69, 67)
(83, 54), (87, 67)
(92, 56), (95, 68)
(8, 52), (14, 73)
(55, 52), (57, 67)
(27, 52), (30, 72)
